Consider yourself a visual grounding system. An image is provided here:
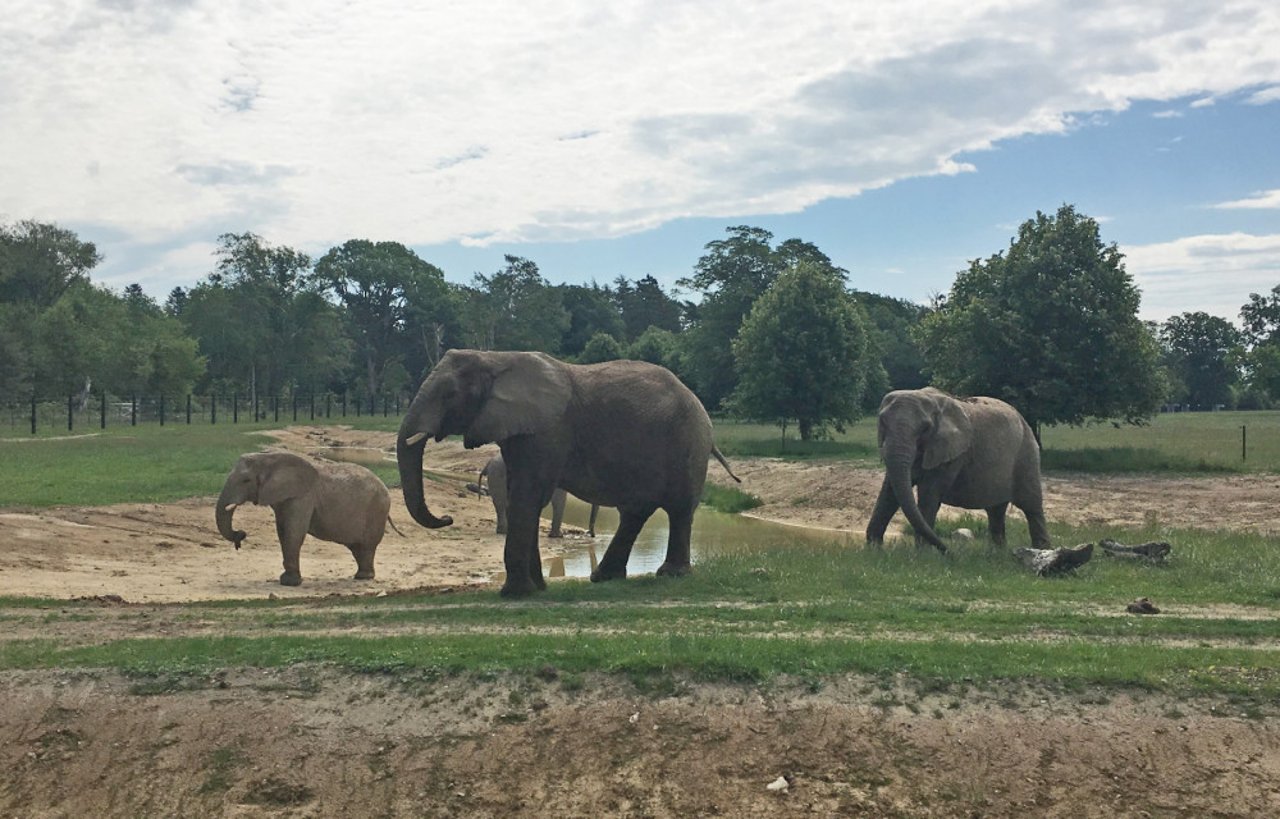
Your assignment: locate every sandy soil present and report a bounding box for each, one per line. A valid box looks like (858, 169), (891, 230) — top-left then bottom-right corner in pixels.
(4, 425), (1280, 817)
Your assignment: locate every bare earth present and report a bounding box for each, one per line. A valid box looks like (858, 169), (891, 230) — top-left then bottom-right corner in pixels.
(3, 425), (1280, 817)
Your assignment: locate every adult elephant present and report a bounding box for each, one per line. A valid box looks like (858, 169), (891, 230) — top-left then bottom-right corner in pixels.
(396, 350), (739, 597)
(479, 453), (600, 538)
(864, 387), (1049, 553)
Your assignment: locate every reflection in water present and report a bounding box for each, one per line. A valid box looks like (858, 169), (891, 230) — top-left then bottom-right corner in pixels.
(548, 497), (847, 580)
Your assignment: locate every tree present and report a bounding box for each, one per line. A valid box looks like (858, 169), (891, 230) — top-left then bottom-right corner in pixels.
(614, 274), (682, 341)
(916, 205), (1162, 434)
(628, 325), (682, 371)
(313, 239), (453, 403)
(679, 226), (846, 409)
(579, 332), (625, 363)
(0, 220), (101, 307)
(1238, 285), (1280, 404)
(730, 261), (872, 440)
(855, 290), (928, 391)
(468, 256), (569, 353)
(1158, 312), (1242, 408)
(558, 282), (625, 357)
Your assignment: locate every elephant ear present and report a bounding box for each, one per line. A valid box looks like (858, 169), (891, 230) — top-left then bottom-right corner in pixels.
(258, 454), (320, 507)
(922, 395), (973, 470)
(466, 354), (572, 446)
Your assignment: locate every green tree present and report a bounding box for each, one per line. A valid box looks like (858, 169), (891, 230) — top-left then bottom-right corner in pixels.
(0, 220), (101, 308)
(730, 262), (872, 440)
(1158, 312), (1242, 408)
(614, 274), (682, 341)
(313, 239), (453, 404)
(627, 325), (682, 371)
(579, 332), (625, 364)
(469, 256), (569, 352)
(916, 204), (1162, 434)
(855, 290), (928, 391)
(680, 226), (845, 409)
(558, 282), (625, 357)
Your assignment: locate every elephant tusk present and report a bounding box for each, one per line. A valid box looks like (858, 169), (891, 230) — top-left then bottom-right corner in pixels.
(404, 432), (428, 446)
(223, 503), (238, 512)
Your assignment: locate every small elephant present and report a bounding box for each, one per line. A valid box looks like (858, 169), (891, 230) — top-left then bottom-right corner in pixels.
(397, 350), (739, 597)
(216, 451), (396, 586)
(479, 454), (599, 538)
(865, 387), (1049, 553)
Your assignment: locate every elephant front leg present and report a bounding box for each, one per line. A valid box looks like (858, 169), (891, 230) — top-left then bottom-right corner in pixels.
(1019, 501), (1052, 549)
(656, 503), (695, 577)
(986, 504), (1008, 547)
(501, 474), (549, 598)
(273, 502), (310, 586)
(548, 489), (566, 539)
(592, 506), (655, 582)
(865, 477), (899, 545)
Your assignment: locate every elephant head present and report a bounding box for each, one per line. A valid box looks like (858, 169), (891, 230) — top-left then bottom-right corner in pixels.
(877, 387), (972, 550)
(216, 452), (319, 548)
(397, 350), (571, 530)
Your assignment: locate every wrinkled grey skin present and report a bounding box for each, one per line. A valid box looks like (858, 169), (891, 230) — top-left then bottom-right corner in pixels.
(397, 350), (739, 598)
(479, 454), (599, 538)
(216, 451), (392, 586)
(864, 387), (1049, 552)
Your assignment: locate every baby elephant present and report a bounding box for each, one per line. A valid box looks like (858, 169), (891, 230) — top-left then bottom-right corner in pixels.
(479, 454), (599, 538)
(216, 451), (394, 586)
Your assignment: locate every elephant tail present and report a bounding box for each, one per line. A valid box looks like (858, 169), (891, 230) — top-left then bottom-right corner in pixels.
(387, 515), (406, 537)
(711, 447), (741, 483)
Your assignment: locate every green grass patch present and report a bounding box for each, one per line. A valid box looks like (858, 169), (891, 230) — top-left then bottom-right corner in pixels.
(701, 482), (762, 513)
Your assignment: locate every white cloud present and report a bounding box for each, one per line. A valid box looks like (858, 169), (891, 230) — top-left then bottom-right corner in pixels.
(1213, 189), (1280, 209)
(1124, 233), (1280, 320)
(1190, 96), (1217, 108)
(1152, 109), (1184, 118)
(1, 0), (1279, 272)
(1246, 85), (1280, 105)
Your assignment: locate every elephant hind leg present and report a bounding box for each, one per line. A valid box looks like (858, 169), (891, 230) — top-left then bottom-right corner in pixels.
(986, 504), (1008, 547)
(347, 543), (376, 580)
(1016, 500), (1051, 549)
(656, 503), (695, 577)
(592, 505), (655, 582)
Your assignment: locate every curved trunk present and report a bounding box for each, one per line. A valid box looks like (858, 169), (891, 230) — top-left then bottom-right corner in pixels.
(216, 484), (247, 547)
(886, 445), (946, 551)
(396, 434), (454, 529)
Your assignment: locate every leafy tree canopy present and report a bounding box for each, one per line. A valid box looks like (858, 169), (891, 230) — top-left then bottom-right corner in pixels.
(0, 220), (101, 308)
(916, 204), (1162, 432)
(1158, 311), (1242, 408)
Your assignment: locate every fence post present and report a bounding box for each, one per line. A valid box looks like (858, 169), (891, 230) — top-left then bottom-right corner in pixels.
(186, 394), (192, 424)
(342, 390), (347, 417)
(131, 396), (137, 427)
(233, 392), (239, 424)
(1243, 425), (1247, 462)
(309, 392), (315, 420)
(101, 389), (107, 430)
(326, 393), (331, 419)
(292, 392), (298, 422)
(30, 394), (36, 435)
(160, 394), (166, 426)
(67, 395), (73, 432)
(273, 394), (279, 422)
(383, 394), (388, 417)
(211, 394), (217, 424)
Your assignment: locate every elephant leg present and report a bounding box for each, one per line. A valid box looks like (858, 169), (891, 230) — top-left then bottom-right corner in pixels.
(347, 543), (376, 580)
(986, 504), (1008, 547)
(588, 504), (599, 538)
(1018, 500), (1052, 549)
(273, 501), (310, 586)
(865, 476), (900, 545)
(656, 503), (695, 577)
(547, 489), (566, 538)
(914, 482), (945, 550)
(490, 481), (508, 535)
(498, 445), (560, 597)
(592, 505), (655, 582)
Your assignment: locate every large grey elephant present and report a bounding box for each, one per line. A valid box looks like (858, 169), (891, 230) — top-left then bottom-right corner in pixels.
(396, 350), (739, 597)
(216, 451), (395, 586)
(864, 387), (1049, 553)
(479, 454), (599, 538)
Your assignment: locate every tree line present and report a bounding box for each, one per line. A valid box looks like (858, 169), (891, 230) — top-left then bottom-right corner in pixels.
(2, 207), (1277, 439)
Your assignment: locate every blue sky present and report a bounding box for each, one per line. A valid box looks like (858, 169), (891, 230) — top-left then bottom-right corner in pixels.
(2, 1), (1278, 322)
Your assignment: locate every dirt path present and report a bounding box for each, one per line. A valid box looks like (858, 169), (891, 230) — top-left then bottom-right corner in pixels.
(4, 424), (1279, 603)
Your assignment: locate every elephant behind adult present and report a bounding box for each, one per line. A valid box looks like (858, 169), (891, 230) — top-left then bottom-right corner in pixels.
(864, 387), (1049, 552)
(396, 350), (739, 597)
(479, 454), (599, 538)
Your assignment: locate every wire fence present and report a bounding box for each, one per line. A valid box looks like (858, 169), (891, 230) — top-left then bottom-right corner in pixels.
(2, 390), (408, 435)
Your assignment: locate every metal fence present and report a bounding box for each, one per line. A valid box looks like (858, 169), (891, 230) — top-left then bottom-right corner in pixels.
(3, 390), (407, 435)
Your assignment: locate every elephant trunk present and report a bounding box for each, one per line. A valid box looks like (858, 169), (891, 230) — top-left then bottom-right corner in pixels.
(396, 430), (454, 530)
(216, 483), (247, 548)
(886, 443), (947, 552)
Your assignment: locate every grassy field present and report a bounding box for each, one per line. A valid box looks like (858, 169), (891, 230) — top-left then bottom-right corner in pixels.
(3, 410), (1280, 704)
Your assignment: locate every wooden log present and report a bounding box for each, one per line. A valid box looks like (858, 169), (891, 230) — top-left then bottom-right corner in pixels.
(1016, 542), (1094, 576)
(1099, 539), (1171, 562)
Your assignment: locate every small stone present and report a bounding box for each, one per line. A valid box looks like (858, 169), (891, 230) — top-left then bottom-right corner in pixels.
(766, 776), (790, 793)
(953, 528), (974, 541)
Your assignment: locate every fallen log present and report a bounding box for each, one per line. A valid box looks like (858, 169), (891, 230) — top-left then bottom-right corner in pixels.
(1099, 539), (1171, 563)
(1016, 542), (1094, 576)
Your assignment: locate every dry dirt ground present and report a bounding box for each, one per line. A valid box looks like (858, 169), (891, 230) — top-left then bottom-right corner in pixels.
(4, 425), (1280, 817)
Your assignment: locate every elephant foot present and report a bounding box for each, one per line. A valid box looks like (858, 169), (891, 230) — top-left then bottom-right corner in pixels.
(590, 565), (627, 583)
(500, 578), (539, 598)
(547, 530), (563, 539)
(655, 561), (691, 578)
(354, 569), (375, 580)
(279, 571), (302, 587)
(532, 572), (547, 590)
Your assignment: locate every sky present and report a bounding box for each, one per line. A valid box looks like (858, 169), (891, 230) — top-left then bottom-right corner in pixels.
(1, 0), (1278, 322)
